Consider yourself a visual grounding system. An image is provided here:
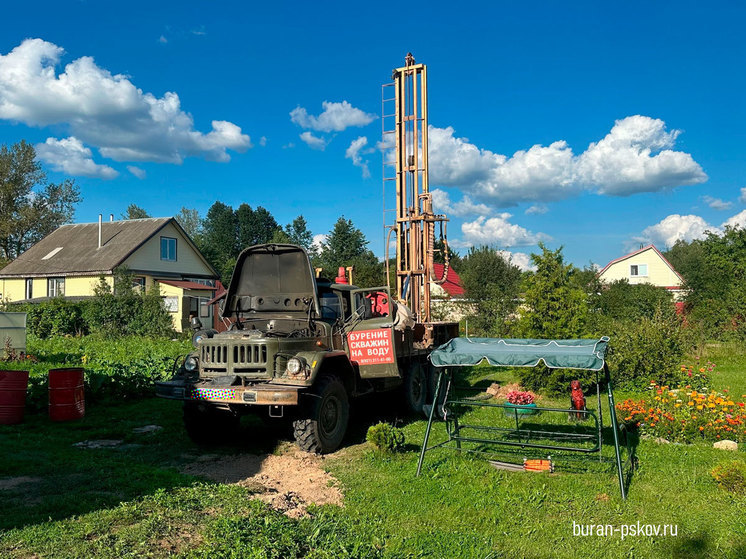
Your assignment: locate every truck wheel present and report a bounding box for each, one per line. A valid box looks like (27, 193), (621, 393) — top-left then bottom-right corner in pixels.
(405, 362), (427, 416)
(293, 375), (349, 454)
(426, 364), (447, 419)
(183, 402), (239, 445)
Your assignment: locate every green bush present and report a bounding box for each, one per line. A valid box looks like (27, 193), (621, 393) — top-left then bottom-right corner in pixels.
(711, 460), (746, 494)
(84, 272), (174, 338)
(10, 299), (89, 337)
(602, 309), (685, 389)
(366, 422), (405, 453)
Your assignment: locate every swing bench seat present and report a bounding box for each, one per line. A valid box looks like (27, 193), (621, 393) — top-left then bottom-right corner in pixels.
(416, 336), (633, 499)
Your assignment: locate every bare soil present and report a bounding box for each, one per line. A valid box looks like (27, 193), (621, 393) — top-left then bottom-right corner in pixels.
(182, 446), (344, 518)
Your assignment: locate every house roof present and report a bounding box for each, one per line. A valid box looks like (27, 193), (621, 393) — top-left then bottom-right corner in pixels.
(433, 263), (465, 297)
(597, 244), (684, 283)
(159, 280), (217, 291)
(0, 217), (216, 278)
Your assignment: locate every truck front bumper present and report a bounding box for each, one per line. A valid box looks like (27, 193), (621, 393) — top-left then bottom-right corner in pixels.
(155, 379), (301, 406)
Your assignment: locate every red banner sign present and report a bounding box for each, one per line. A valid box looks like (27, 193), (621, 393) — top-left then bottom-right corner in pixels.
(348, 328), (395, 366)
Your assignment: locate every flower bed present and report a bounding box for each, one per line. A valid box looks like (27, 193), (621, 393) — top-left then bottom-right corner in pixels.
(617, 380), (746, 443)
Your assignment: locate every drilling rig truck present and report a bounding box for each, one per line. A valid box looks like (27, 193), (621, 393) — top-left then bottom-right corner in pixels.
(156, 53), (456, 453)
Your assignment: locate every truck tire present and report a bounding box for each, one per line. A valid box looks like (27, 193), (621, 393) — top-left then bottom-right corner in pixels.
(426, 364), (447, 419)
(293, 375), (349, 454)
(183, 402), (240, 445)
(405, 362), (427, 416)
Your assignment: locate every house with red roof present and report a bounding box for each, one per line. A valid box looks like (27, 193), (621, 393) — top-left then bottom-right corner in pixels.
(597, 244), (686, 302)
(431, 262), (473, 321)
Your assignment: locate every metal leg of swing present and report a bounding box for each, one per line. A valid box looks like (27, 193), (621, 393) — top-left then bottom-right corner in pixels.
(597, 373), (603, 462)
(606, 366), (626, 500)
(417, 368), (445, 476)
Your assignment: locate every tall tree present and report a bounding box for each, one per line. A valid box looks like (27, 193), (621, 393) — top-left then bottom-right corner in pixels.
(460, 246), (521, 336)
(252, 206), (280, 245)
(0, 140), (81, 261)
(235, 203), (255, 250)
(201, 201), (237, 284)
(319, 217), (383, 287)
(518, 243), (588, 339)
(175, 207), (201, 240)
(122, 204), (150, 219)
(286, 215), (314, 252)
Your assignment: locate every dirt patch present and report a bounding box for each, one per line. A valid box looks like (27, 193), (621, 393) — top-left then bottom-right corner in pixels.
(0, 476), (42, 491)
(485, 382), (524, 399)
(182, 449), (343, 518)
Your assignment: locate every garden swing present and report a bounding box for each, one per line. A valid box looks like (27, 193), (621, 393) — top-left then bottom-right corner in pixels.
(416, 336), (634, 499)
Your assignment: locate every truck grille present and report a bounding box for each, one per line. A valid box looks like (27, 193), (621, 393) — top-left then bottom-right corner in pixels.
(200, 341), (269, 376)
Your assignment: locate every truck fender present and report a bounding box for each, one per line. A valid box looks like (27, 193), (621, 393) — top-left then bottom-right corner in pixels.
(301, 350), (356, 395)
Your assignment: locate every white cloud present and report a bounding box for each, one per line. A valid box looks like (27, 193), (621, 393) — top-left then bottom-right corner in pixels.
(290, 101), (376, 132)
(634, 214), (712, 248)
(702, 195), (732, 211)
(525, 204), (548, 215)
(299, 131), (328, 151)
(127, 165), (146, 179)
(722, 210), (746, 230)
(457, 213), (549, 248)
(158, 35), (168, 44)
(739, 187), (746, 204)
(0, 39), (252, 164)
(345, 136), (371, 178)
(497, 250), (536, 272)
(35, 136), (118, 179)
(312, 234), (327, 253)
(259, 136), (267, 147)
(427, 116), (706, 207)
(431, 188), (490, 217)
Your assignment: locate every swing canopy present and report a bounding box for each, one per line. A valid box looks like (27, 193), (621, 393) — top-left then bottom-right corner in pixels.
(429, 336), (610, 371)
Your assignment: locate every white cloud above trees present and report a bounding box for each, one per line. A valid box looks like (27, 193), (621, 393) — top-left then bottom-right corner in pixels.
(428, 116), (707, 207)
(345, 136), (371, 178)
(35, 137), (118, 179)
(0, 38), (252, 169)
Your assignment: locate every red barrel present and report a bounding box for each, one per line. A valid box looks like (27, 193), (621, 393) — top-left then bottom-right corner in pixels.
(0, 370), (29, 425)
(49, 368), (85, 421)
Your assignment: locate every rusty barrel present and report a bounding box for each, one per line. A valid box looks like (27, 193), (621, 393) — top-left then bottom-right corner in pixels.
(48, 368), (85, 421)
(0, 370), (29, 425)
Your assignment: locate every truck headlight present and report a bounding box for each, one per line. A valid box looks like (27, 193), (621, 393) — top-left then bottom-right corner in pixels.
(184, 355), (199, 372)
(286, 358), (303, 375)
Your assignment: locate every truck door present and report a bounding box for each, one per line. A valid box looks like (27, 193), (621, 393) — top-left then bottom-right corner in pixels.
(347, 287), (400, 379)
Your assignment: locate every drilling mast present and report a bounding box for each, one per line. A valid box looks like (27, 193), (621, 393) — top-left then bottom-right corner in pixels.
(383, 53), (449, 333)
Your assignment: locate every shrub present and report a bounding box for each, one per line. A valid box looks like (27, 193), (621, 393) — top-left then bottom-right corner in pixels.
(12, 299), (89, 338)
(711, 461), (746, 494)
(366, 422), (405, 453)
(600, 308), (685, 389)
(84, 272), (174, 338)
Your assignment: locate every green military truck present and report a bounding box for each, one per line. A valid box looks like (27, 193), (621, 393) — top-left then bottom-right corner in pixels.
(156, 244), (457, 453)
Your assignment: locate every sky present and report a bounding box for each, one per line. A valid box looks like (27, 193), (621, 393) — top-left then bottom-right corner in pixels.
(1, 1), (744, 271)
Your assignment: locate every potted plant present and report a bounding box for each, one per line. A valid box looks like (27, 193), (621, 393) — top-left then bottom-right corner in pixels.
(504, 390), (539, 415)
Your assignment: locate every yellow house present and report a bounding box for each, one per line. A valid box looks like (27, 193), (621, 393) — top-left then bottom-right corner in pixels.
(0, 217), (218, 332)
(597, 244), (685, 301)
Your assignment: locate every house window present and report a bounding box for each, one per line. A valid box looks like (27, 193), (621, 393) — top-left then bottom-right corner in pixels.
(48, 277), (65, 297)
(199, 297), (211, 318)
(160, 237), (177, 261)
(132, 277), (146, 292)
(630, 264), (648, 277)
(25, 278), (33, 300)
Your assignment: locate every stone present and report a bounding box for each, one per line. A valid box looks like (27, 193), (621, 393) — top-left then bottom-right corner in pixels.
(713, 440), (738, 451)
(486, 383), (501, 397)
(132, 425), (163, 434)
(73, 439), (123, 449)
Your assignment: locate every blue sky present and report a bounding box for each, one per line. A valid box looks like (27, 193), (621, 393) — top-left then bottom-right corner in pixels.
(1, 1), (744, 270)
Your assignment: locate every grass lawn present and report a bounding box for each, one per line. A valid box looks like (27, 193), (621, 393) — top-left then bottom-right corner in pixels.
(1, 345), (745, 558)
